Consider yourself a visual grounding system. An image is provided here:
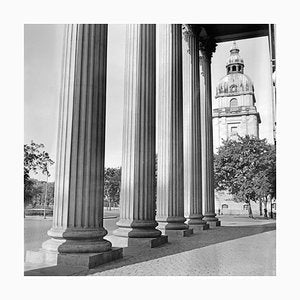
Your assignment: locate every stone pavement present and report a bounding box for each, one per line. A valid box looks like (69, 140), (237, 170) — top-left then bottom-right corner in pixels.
(87, 216), (276, 276)
(24, 215), (276, 276)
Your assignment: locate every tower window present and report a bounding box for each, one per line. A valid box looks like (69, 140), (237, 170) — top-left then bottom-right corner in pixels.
(232, 66), (236, 71)
(238, 66), (241, 72)
(230, 98), (238, 107)
(230, 127), (238, 136)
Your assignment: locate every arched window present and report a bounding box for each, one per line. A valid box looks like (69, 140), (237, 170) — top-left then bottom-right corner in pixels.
(230, 98), (238, 107)
(238, 66), (241, 72)
(222, 204), (228, 209)
(232, 66), (236, 71)
(230, 85), (237, 93)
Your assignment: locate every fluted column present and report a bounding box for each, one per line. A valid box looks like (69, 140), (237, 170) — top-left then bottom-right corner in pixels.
(200, 40), (220, 226)
(113, 24), (161, 238)
(156, 24), (187, 231)
(43, 24), (113, 254)
(182, 25), (207, 228)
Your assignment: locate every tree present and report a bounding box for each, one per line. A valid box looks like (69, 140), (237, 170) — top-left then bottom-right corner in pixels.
(24, 179), (55, 208)
(104, 167), (121, 210)
(24, 178), (41, 206)
(214, 135), (276, 217)
(24, 141), (54, 205)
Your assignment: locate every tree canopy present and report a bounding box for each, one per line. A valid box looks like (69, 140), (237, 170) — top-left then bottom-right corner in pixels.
(214, 135), (276, 211)
(24, 141), (54, 204)
(25, 179), (55, 207)
(104, 167), (121, 209)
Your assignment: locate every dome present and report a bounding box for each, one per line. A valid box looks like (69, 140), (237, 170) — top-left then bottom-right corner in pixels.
(216, 42), (254, 98)
(216, 72), (254, 98)
(226, 41), (244, 67)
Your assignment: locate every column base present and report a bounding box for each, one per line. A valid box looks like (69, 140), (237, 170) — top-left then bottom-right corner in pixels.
(187, 224), (209, 233)
(185, 214), (206, 224)
(114, 220), (162, 238)
(106, 234), (168, 248)
(157, 219), (192, 239)
(157, 217), (189, 231)
(46, 227), (112, 253)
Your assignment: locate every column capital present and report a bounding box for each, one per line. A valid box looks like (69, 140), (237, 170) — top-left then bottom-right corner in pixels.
(182, 24), (199, 50)
(182, 24), (197, 37)
(199, 38), (217, 63)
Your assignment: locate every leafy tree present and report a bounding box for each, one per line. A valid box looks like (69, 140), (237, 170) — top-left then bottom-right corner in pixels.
(24, 141), (54, 205)
(24, 179), (41, 206)
(104, 167), (121, 210)
(214, 135), (276, 217)
(24, 179), (55, 208)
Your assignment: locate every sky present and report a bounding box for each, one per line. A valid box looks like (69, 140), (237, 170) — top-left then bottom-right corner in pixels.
(24, 24), (274, 181)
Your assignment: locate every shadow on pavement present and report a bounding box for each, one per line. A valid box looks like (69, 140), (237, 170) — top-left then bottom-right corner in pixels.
(86, 222), (275, 276)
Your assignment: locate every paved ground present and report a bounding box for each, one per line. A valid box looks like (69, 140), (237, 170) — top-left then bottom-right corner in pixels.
(24, 212), (276, 276)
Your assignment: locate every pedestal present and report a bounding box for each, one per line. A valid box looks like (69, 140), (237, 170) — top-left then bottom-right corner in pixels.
(106, 235), (168, 249)
(160, 229), (193, 240)
(188, 224), (209, 233)
(57, 248), (123, 269)
(25, 247), (123, 270)
(205, 220), (221, 228)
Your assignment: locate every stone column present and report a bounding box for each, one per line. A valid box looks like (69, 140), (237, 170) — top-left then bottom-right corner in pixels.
(182, 25), (208, 232)
(42, 24), (122, 268)
(200, 39), (221, 227)
(156, 24), (192, 238)
(111, 24), (167, 248)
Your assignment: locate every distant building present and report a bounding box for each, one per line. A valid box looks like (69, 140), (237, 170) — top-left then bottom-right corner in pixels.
(213, 42), (261, 153)
(213, 42), (265, 215)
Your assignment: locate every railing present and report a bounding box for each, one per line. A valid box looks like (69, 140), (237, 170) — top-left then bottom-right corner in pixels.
(24, 208), (53, 217)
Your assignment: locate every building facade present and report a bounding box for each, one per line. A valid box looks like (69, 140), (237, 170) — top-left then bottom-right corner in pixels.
(213, 42), (261, 152)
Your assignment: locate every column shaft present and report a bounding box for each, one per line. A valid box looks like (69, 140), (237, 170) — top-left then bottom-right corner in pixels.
(45, 24), (111, 253)
(183, 27), (206, 225)
(200, 45), (219, 223)
(114, 24), (161, 238)
(156, 24), (187, 230)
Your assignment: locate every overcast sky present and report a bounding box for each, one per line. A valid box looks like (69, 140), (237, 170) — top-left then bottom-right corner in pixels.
(24, 24), (273, 181)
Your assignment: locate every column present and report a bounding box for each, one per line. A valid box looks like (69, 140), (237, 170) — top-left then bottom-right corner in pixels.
(156, 24), (192, 238)
(182, 25), (208, 232)
(42, 24), (122, 268)
(200, 39), (221, 227)
(112, 25), (166, 247)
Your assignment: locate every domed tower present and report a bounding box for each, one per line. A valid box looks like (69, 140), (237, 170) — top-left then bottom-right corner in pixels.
(212, 42), (261, 152)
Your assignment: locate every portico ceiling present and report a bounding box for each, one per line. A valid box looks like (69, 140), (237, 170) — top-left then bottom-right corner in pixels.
(194, 24), (269, 43)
